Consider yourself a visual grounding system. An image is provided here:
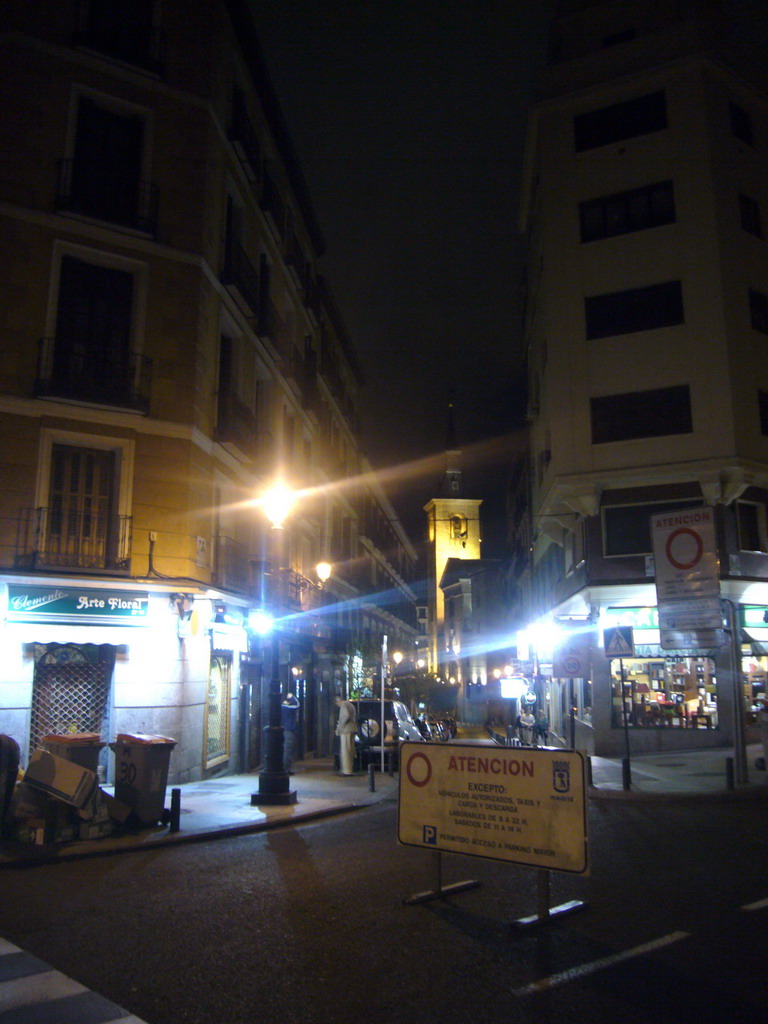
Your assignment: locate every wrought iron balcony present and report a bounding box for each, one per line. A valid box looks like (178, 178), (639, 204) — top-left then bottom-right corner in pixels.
(251, 564), (311, 614)
(216, 389), (258, 458)
(214, 535), (250, 592)
(56, 159), (159, 236)
(35, 338), (152, 414)
(221, 240), (260, 316)
(228, 97), (262, 182)
(17, 507), (132, 572)
(74, 1), (166, 76)
(260, 169), (286, 239)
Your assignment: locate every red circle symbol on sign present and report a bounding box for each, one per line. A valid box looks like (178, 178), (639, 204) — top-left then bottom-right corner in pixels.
(406, 751), (432, 787)
(665, 527), (704, 570)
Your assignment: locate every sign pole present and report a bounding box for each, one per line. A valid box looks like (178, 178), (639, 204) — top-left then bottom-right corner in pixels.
(620, 657), (631, 789)
(512, 868), (587, 928)
(381, 634), (387, 775)
(403, 851), (481, 905)
(725, 600), (748, 784)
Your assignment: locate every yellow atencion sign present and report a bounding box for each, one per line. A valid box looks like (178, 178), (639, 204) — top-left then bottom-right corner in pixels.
(398, 743), (588, 874)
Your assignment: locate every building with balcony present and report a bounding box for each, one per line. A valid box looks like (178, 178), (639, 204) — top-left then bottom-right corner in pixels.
(516, 0), (768, 756)
(0, 0), (417, 782)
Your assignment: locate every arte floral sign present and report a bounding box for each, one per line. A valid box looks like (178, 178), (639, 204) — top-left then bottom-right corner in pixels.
(6, 585), (149, 623)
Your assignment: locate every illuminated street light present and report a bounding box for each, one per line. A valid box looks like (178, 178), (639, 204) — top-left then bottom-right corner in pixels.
(252, 481), (298, 807)
(260, 482), (296, 530)
(316, 561), (331, 587)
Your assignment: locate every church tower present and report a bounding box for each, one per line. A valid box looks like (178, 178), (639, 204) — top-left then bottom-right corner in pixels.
(423, 398), (482, 674)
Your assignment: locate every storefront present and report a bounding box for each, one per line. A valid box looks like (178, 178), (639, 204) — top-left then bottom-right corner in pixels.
(0, 582), (247, 784)
(520, 594), (760, 756)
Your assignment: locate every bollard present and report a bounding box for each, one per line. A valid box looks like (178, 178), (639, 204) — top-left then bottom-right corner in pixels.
(622, 757), (631, 791)
(586, 756), (594, 788)
(725, 757), (735, 791)
(170, 787), (181, 832)
(389, 752), (395, 777)
(368, 763), (376, 792)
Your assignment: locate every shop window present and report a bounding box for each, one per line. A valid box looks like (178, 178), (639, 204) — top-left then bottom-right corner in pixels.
(574, 91), (666, 152)
(740, 194), (762, 238)
(579, 180), (675, 242)
(730, 100), (754, 145)
(28, 642), (115, 776)
(610, 657), (717, 729)
(736, 500), (768, 552)
(603, 497), (704, 557)
(591, 384), (692, 445)
(749, 289), (768, 334)
(585, 280), (684, 339)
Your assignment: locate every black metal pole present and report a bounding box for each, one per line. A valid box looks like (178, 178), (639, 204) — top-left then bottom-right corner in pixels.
(252, 630), (297, 805)
(620, 657), (632, 789)
(569, 678), (575, 749)
(252, 526), (297, 806)
(726, 599), (748, 784)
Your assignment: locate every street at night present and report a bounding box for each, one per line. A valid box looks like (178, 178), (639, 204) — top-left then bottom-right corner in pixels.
(1, 789), (767, 1024)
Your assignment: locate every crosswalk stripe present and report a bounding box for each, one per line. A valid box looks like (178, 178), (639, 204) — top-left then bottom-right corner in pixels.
(0, 938), (150, 1024)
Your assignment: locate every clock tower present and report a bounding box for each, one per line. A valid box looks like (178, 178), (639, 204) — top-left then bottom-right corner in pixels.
(423, 399), (482, 675)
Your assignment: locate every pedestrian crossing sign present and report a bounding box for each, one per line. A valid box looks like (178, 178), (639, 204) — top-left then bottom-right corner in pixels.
(603, 625), (634, 658)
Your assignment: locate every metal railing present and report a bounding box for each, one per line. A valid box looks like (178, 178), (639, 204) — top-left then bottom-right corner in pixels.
(214, 535), (250, 592)
(17, 507), (132, 571)
(221, 240), (260, 316)
(36, 337), (152, 414)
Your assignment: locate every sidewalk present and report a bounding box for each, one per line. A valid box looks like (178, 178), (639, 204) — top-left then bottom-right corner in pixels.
(587, 742), (768, 799)
(2, 742), (767, 866)
(0, 758), (399, 866)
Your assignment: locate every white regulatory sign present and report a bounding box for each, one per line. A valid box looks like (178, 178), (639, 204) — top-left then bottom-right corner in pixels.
(398, 743), (588, 875)
(651, 506), (719, 600)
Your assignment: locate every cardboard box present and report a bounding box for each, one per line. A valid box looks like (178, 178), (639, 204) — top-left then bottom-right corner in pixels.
(24, 749), (97, 809)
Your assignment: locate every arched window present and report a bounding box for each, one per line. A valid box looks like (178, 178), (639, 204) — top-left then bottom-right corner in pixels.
(449, 514), (468, 540)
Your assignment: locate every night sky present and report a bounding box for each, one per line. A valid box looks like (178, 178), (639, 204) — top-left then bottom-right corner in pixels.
(248, 1), (556, 549)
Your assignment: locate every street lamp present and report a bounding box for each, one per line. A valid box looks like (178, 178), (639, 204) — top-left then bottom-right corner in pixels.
(251, 482), (298, 806)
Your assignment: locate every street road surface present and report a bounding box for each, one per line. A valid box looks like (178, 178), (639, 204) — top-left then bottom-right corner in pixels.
(1, 792), (766, 1024)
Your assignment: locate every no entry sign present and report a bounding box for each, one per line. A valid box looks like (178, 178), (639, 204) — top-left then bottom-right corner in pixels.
(651, 506), (719, 600)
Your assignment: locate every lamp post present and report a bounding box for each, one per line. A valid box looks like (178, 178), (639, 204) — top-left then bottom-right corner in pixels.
(252, 483), (298, 806)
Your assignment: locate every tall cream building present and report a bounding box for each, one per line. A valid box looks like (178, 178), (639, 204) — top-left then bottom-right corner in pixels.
(517, 0), (768, 756)
(0, 0), (417, 784)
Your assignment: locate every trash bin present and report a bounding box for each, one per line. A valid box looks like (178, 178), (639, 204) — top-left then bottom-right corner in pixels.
(1, 735), (20, 831)
(109, 733), (176, 825)
(42, 733), (105, 776)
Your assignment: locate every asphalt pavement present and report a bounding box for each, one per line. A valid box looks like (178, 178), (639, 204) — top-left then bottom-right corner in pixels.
(2, 737), (767, 867)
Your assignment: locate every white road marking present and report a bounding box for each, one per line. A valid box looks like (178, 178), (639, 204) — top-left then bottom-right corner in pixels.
(742, 896), (768, 911)
(512, 930), (690, 997)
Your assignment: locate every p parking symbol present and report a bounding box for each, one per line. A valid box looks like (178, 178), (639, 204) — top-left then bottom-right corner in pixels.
(423, 825), (437, 845)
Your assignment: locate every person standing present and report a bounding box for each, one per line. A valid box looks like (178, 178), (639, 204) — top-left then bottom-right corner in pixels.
(335, 695), (357, 775)
(534, 709), (549, 746)
(520, 708), (536, 745)
(280, 692), (300, 774)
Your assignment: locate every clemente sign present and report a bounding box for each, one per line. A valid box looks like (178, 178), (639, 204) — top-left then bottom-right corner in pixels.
(398, 743), (588, 874)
